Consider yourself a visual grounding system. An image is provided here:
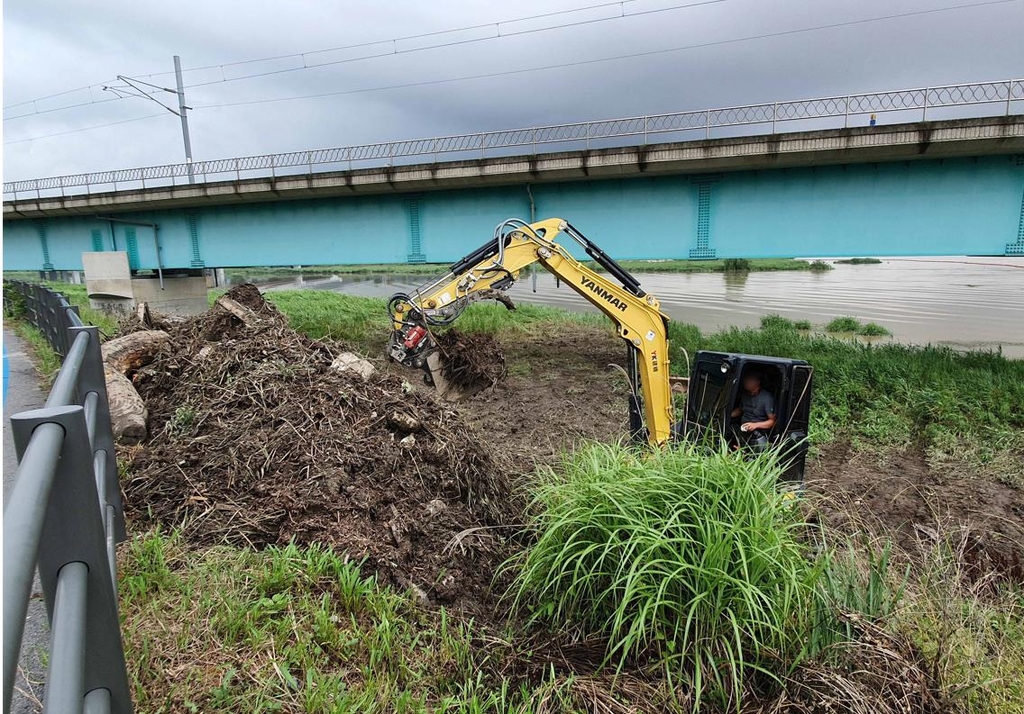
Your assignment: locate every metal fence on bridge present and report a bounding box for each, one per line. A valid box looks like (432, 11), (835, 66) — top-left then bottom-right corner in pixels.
(4, 78), (1022, 200)
(3, 282), (132, 714)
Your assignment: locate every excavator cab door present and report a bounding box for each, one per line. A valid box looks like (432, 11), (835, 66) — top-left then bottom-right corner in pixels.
(683, 351), (813, 486)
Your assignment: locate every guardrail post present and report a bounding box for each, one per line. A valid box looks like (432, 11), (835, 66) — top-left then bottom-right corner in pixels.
(9, 406), (133, 714)
(844, 95), (850, 128)
(772, 103), (778, 133)
(923, 86), (929, 121)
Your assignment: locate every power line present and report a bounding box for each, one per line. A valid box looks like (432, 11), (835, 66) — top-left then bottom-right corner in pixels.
(3, 78), (120, 109)
(179, 0), (726, 91)
(3, 113), (166, 145)
(5, 0), (1015, 144)
(4, 0), (651, 113)
(4, 86), (167, 121)
(163, 0), (649, 76)
(195, 0), (1018, 111)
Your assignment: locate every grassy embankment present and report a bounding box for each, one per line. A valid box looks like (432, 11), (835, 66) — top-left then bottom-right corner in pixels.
(10, 283), (1024, 712)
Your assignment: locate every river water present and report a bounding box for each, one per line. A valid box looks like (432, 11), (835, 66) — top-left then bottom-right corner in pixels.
(239, 257), (1024, 358)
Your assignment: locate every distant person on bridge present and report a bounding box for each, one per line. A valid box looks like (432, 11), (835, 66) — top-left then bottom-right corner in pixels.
(731, 370), (776, 450)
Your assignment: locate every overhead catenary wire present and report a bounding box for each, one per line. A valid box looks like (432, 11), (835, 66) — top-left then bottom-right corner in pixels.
(177, 0), (727, 92)
(6, 0), (1015, 124)
(5, 0), (1017, 145)
(1, 0), (672, 117)
(193, 0), (1019, 111)
(2, 113), (166, 146)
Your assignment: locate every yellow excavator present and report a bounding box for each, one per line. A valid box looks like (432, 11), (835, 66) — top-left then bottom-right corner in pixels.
(387, 218), (813, 480)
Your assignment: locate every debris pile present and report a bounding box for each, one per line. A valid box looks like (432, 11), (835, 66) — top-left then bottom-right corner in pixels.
(123, 284), (513, 605)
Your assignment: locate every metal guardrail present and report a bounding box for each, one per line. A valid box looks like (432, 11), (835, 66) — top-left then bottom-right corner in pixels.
(3, 282), (132, 714)
(4, 78), (1022, 200)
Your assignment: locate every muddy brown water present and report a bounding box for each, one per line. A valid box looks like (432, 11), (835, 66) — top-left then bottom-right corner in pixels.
(236, 256), (1024, 358)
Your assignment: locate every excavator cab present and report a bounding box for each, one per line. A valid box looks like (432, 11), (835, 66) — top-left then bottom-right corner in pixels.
(682, 351), (813, 484)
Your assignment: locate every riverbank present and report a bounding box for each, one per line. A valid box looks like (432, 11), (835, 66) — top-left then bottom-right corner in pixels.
(11, 284), (1024, 713)
(220, 257), (828, 282)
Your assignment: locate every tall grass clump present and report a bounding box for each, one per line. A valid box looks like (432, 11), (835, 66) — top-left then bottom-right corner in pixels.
(509, 442), (818, 709)
(825, 316), (862, 333)
(723, 258), (752, 272)
(760, 314), (796, 331)
(857, 321), (891, 337)
(836, 257), (882, 265)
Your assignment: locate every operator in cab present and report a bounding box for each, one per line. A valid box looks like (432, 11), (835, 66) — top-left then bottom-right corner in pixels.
(730, 370), (776, 450)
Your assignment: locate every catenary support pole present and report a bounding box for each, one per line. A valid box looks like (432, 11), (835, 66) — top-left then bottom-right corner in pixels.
(174, 55), (194, 184)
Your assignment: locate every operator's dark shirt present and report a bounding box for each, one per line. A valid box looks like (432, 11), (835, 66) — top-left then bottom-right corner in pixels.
(741, 389), (775, 424)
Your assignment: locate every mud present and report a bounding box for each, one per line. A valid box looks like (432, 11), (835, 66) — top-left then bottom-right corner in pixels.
(807, 444), (1024, 582)
(123, 285), (514, 609)
(453, 327), (634, 466)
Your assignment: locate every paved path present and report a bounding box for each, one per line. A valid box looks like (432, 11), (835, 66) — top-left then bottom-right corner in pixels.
(3, 329), (48, 713)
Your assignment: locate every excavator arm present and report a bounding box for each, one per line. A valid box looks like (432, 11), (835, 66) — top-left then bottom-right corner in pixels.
(387, 218), (675, 445)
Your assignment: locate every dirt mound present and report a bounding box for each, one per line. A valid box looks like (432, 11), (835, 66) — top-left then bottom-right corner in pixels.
(124, 284), (515, 607)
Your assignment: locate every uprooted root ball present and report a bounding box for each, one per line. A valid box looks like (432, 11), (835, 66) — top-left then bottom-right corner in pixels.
(123, 284), (515, 607)
(435, 329), (507, 391)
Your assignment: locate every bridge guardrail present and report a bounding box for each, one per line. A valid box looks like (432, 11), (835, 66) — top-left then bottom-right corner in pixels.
(4, 77), (1022, 200)
(3, 281), (132, 714)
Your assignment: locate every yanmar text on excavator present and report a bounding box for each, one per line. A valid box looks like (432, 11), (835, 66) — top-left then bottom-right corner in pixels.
(387, 218), (814, 482)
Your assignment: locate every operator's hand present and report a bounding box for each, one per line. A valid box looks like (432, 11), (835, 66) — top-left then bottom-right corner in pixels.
(740, 423), (756, 433)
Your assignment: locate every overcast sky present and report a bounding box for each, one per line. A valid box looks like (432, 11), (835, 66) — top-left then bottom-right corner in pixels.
(3, 0), (1022, 181)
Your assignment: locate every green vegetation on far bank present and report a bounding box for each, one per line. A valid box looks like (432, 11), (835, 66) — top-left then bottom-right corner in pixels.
(836, 257), (883, 265)
(215, 257), (832, 283)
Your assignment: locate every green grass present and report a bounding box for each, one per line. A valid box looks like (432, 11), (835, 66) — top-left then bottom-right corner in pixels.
(824, 316), (862, 333)
(261, 290), (603, 355)
(823, 316), (891, 336)
(32, 282), (122, 336)
(508, 442), (819, 709)
(835, 257), (883, 265)
(119, 531), (578, 714)
(670, 318), (1024, 479)
(857, 321), (891, 337)
(12, 322), (62, 382)
(808, 260), (833, 271)
(601, 258), (830, 274)
(222, 263), (453, 281)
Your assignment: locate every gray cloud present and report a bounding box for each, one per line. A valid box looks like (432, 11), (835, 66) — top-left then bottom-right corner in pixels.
(4, 0), (1022, 180)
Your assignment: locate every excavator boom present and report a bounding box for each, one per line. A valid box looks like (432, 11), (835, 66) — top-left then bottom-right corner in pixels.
(387, 218), (675, 445)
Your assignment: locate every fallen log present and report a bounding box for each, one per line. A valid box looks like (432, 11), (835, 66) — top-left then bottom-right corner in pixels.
(214, 295), (261, 326)
(101, 330), (170, 376)
(104, 363), (148, 443)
